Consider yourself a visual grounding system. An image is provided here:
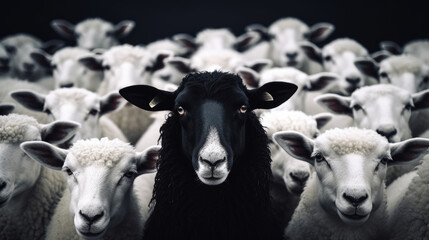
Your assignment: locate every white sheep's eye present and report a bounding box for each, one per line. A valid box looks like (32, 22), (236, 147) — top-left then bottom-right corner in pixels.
(380, 72), (388, 78)
(177, 106), (185, 115)
(44, 109), (52, 115)
(380, 157), (390, 165)
(89, 109), (99, 115)
(63, 168), (73, 176)
(313, 153), (325, 163)
(239, 105), (248, 114)
(51, 64), (57, 70)
(352, 104), (362, 111)
(104, 65), (111, 71)
(124, 171), (137, 178)
(324, 55), (332, 62)
(404, 104), (412, 111)
(160, 75), (171, 81)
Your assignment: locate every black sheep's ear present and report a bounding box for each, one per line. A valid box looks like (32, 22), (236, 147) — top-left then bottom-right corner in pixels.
(119, 85), (175, 111)
(247, 82), (297, 110)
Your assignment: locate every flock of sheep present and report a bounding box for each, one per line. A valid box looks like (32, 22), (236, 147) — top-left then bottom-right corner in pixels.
(0, 16), (429, 240)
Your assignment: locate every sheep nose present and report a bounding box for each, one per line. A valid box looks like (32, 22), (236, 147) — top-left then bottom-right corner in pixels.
(60, 83), (74, 88)
(343, 192), (368, 207)
(289, 172), (309, 184)
(376, 125), (397, 139)
(0, 58), (9, 65)
(286, 52), (298, 59)
(23, 63), (35, 71)
(345, 77), (361, 85)
(199, 156), (226, 169)
(0, 180), (6, 191)
(79, 210), (104, 224)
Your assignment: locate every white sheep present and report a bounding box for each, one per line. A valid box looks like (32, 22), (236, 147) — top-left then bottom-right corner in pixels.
(191, 48), (245, 72)
(31, 47), (104, 91)
(0, 113), (79, 239)
(1, 34), (62, 83)
(260, 110), (332, 227)
(20, 138), (160, 240)
(0, 44), (11, 78)
(381, 39), (429, 66)
(245, 17), (335, 74)
(51, 18), (135, 50)
(11, 87), (127, 143)
(274, 127), (429, 240)
(301, 38), (377, 95)
(316, 84), (429, 184)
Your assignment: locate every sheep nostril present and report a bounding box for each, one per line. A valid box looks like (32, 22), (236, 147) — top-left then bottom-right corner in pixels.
(0, 181), (6, 191)
(376, 126), (397, 139)
(60, 83), (74, 88)
(345, 77), (361, 85)
(79, 210), (104, 224)
(343, 192), (368, 206)
(286, 52), (298, 59)
(290, 172), (309, 184)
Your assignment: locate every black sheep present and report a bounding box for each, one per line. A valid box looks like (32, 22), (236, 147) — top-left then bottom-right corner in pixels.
(120, 71), (297, 240)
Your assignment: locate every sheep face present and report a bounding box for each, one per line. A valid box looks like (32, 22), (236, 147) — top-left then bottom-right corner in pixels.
(9, 43), (47, 81)
(0, 44), (11, 76)
(20, 139), (159, 239)
(119, 72), (298, 186)
(403, 40), (429, 65)
(274, 128), (429, 226)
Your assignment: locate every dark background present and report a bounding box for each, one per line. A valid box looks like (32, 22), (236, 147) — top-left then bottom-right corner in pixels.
(1, 0), (427, 52)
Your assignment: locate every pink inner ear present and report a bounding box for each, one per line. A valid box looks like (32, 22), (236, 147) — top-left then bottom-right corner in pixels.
(140, 152), (159, 171)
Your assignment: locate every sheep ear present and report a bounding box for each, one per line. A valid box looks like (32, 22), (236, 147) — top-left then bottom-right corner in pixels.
(4, 45), (16, 55)
(248, 82), (297, 110)
(370, 50), (391, 63)
(233, 32), (260, 52)
(238, 67), (260, 88)
(308, 23), (335, 42)
(354, 58), (380, 80)
(412, 89), (429, 111)
(40, 120), (80, 144)
(389, 138), (429, 166)
(313, 113), (333, 130)
(246, 24), (273, 41)
(135, 145), (161, 175)
(112, 20), (135, 39)
(315, 94), (352, 117)
(273, 131), (314, 165)
(380, 41), (402, 55)
(79, 56), (104, 71)
(20, 141), (68, 170)
(146, 51), (173, 73)
(42, 40), (64, 54)
(244, 59), (273, 73)
(301, 42), (323, 64)
(305, 72), (339, 91)
(119, 85), (175, 111)
(166, 57), (192, 74)
(173, 33), (199, 51)
(31, 51), (52, 69)
(10, 90), (46, 112)
(51, 19), (76, 40)
(0, 104), (14, 115)
(100, 92), (126, 115)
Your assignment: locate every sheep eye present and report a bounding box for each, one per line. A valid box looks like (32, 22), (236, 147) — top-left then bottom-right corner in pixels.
(89, 109), (99, 116)
(239, 105), (248, 114)
(104, 65), (111, 71)
(177, 106), (185, 115)
(324, 55), (332, 62)
(160, 75), (171, 81)
(380, 157), (390, 165)
(404, 104), (412, 111)
(44, 109), (52, 115)
(51, 64), (57, 70)
(313, 153), (325, 163)
(380, 72), (388, 78)
(352, 104), (362, 111)
(63, 168), (73, 176)
(124, 171), (136, 178)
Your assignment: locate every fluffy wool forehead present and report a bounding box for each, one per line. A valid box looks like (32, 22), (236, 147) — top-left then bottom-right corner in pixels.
(269, 17), (309, 35)
(1, 34), (42, 48)
(352, 84), (410, 103)
(146, 39), (182, 54)
(52, 47), (93, 63)
(260, 67), (307, 87)
(261, 110), (317, 139)
(0, 114), (40, 143)
(191, 49), (243, 71)
(381, 55), (424, 74)
(47, 88), (99, 108)
(75, 18), (114, 32)
(316, 127), (388, 156)
(323, 38), (368, 57)
(404, 39), (429, 53)
(195, 28), (236, 45)
(103, 44), (149, 66)
(70, 137), (135, 167)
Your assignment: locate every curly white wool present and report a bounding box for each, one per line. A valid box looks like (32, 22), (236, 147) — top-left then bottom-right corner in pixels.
(382, 55), (424, 74)
(75, 18), (114, 33)
(47, 88), (96, 108)
(261, 110), (317, 138)
(0, 114), (39, 143)
(52, 47), (93, 63)
(1, 34), (42, 48)
(319, 127), (387, 156)
(324, 38), (368, 56)
(70, 137), (134, 167)
(352, 84), (410, 102)
(195, 28), (236, 46)
(269, 17), (309, 35)
(258, 67), (308, 87)
(103, 44), (148, 66)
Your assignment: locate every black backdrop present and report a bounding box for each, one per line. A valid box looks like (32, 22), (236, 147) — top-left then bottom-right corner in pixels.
(1, 0), (427, 52)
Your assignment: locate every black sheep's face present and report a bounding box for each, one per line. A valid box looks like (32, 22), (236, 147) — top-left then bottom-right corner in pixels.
(119, 71), (298, 186)
(175, 86), (248, 185)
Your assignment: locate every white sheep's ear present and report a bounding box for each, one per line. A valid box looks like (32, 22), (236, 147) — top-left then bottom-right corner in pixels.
(370, 50), (391, 63)
(20, 141), (68, 170)
(173, 33), (199, 51)
(412, 89), (429, 111)
(100, 92), (126, 115)
(78, 56), (104, 71)
(389, 138), (429, 166)
(42, 40), (64, 55)
(135, 145), (161, 175)
(273, 131), (314, 165)
(0, 104), (14, 115)
(146, 50), (173, 73)
(10, 90), (46, 112)
(354, 58), (380, 80)
(244, 59), (273, 73)
(380, 41), (402, 55)
(166, 57), (193, 74)
(315, 94), (353, 117)
(112, 20), (135, 39)
(40, 120), (80, 145)
(51, 19), (76, 40)
(238, 67), (260, 88)
(313, 113), (333, 130)
(233, 31), (260, 52)
(300, 42), (323, 64)
(308, 22), (335, 42)
(305, 72), (339, 91)
(31, 51), (52, 69)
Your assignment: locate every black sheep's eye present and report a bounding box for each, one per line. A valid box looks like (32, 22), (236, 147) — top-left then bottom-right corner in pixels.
(380, 72), (388, 78)
(124, 171), (136, 178)
(324, 55), (332, 62)
(239, 105), (248, 114)
(89, 109), (99, 115)
(177, 106), (185, 115)
(352, 104), (362, 111)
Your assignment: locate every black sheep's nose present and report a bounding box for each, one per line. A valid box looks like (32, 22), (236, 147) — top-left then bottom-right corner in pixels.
(343, 192), (368, 207)
(346, 77), (361, 85)
(79, 210), (104, 224)
(199, 157), (226, 169)
(286, 52), (298, 59)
